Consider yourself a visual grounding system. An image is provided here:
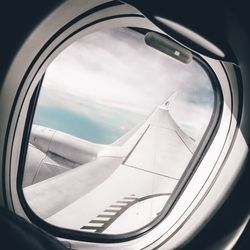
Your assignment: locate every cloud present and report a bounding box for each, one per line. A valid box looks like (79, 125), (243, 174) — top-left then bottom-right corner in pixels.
(38, 28), (214, 144)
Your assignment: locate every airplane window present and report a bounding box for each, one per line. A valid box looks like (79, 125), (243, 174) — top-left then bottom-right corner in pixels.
(22, 28), (214, 235)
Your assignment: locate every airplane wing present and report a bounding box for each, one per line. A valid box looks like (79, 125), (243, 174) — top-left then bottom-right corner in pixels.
(23, 92), (196, 233)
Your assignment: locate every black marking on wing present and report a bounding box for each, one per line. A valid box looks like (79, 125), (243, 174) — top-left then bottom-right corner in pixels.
(80, 193), (171, 233)
(81, 194), (138, 233)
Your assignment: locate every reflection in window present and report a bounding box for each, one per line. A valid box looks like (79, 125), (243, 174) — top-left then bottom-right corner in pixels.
(22, 28), (214, 234)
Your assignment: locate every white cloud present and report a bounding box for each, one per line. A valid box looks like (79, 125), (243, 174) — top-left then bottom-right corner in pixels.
(38, 28), (214, 143)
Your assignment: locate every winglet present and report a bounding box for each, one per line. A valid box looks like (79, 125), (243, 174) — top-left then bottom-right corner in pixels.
(160, 91), (178, 111)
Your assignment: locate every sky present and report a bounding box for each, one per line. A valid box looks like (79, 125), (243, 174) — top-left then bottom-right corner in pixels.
(34, 28), (214, 145)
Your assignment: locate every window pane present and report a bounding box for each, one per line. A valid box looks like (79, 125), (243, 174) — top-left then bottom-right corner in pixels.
(22, 28), (214, 235)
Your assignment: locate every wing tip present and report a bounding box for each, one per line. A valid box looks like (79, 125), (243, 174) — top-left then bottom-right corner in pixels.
(160, 91), (178, 110)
